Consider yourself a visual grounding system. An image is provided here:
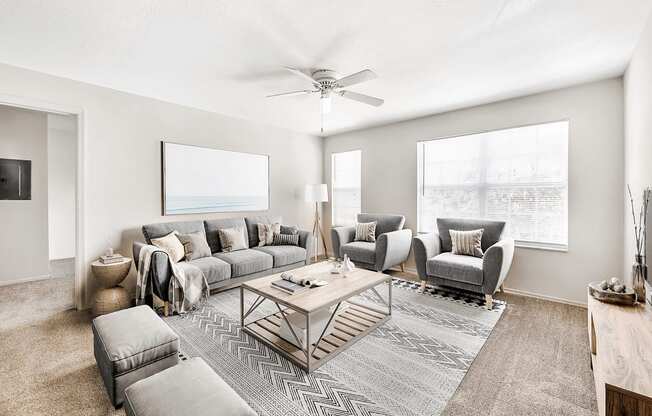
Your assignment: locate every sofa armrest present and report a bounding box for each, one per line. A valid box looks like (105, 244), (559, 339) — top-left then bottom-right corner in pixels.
(482, 237), (515, 295)
(331, 226), (355, 259)
(375, 229), (412, 272)
(412, 233), (441, 281)
(296, 229), (313, 264)
(132, 241), (172, 302)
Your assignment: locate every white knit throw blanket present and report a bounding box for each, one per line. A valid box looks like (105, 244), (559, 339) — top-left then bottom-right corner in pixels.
(136, 245), (209, 314)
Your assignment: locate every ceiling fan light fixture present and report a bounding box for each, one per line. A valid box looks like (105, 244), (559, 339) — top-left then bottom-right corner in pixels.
(320, 93), (332, 114)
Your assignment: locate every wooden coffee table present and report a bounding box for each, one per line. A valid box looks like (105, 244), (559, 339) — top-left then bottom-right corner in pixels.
(240, 262), (392, 372)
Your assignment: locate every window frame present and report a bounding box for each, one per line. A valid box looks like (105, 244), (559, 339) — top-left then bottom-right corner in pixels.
(416, 119), (570, 252)
(331, 149), (362, 227)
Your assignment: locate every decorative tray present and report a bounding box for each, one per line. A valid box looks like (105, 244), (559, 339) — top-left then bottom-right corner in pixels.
(588, 281), (637, 305)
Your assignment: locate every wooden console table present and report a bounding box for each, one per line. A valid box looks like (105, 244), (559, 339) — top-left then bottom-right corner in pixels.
(588, 294), (652, 415)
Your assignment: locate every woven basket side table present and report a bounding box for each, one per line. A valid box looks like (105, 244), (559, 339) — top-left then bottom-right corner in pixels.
(91, 257), (132, 316)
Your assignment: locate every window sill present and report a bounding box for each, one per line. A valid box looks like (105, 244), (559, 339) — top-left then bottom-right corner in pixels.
(515, 241), (568, 253)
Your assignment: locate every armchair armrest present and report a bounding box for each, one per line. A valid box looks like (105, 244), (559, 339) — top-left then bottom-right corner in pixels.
(375, 229), (412, 272)
(482, 237), (515, 295)
(296, 229), (313, 264)
(132, 241), (172, 302)
(412, 233), (441, 280)
(331, 226), (355, 259)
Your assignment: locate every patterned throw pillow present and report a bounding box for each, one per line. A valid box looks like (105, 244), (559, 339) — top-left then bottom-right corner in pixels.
(355, 221), (377, 242)
(151, 231), (185, 263)
(272, 232), (300, 246)
(218, 227), (248, 252)
(176, 231), (212, 261)
(257, 222), (281, 247)
(449, 229), (484, 257)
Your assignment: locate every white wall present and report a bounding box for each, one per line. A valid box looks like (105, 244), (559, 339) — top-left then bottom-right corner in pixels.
(0, 63), (323, 309)
(0, 105), (50, 283)
(323, 79), (624, 305)
(47, 113), (77, 260)
(624, 12), (652, 279)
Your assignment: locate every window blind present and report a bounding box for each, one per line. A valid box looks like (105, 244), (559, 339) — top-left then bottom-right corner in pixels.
(331, 150), (361, 227)
(417, 121), (569, 247)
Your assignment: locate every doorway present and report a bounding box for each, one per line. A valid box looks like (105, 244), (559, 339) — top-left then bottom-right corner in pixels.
(0, 104), (79, 311)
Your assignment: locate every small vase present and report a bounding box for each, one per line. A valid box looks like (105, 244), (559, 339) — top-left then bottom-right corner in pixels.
(341, 254), (355, 276)
(632, 255), (647, 303)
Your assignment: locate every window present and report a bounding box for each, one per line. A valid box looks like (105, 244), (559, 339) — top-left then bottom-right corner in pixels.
(417, 121), (569, 249)
(331, 150), (361, 226)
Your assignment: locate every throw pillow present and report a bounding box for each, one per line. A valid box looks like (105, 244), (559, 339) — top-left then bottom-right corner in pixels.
(176, 231), (212, 261)
(449, 229), (484, 257)
(257, 222), (281, 247)
(151, 231), (185, 263)
(218, 227), (248, 252)
(272, 232), (300, 246)
(355, 221), (377, 242)
(280, 225), (299, 235)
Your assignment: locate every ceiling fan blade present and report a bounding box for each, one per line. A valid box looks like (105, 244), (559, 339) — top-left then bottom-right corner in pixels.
(336, 69), (378, 88)
(284, 66), (319, 85)
(337, 90), (384, 107)
(266, 90), (314, 98)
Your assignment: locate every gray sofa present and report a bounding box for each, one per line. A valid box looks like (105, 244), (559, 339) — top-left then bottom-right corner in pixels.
(331, 213), (412, 272)
(132, 216), (312, 305)
(413, 218), (514, 309)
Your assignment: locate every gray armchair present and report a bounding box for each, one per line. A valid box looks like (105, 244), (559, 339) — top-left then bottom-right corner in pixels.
(331, 213), (412, 272)
(413, 218), (514, 309)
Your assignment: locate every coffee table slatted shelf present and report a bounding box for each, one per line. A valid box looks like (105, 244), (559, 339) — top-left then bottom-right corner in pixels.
(243, 303), (389, 370)
(240, 262), (392, 372)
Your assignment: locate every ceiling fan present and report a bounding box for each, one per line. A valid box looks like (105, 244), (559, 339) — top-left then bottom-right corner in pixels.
(267, 67), (384, 132)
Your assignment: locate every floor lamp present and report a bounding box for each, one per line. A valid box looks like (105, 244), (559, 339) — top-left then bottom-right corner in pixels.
(305, 184), (329, 262)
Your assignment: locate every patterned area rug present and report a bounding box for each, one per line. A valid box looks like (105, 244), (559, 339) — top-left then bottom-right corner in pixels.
(165, 278), (505, 416)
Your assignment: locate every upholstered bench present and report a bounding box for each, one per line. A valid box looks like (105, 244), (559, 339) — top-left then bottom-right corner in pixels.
(92, 305), (179, 408)
(124, 357), (257, 416)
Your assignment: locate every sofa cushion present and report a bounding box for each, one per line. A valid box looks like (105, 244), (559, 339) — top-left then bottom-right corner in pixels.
(218, 227), (248, 252)
(355, 221), (377, 242)
(427, 252), (484, 286)
(150, 231), (185, 263)
(204, 218), (247, 253)
(245, 215), (282, 248)
(437, 218), (505, 252)
(142, 221), (204, 244)
(188, 256), (231, 285)
(124, 357), (257, 416)
(214, 249), (273, 277)
(92, 305), (179, 376)
(177, 231), (212, 261)
(271, 232), (299, 246)
(449, 229), (484, 258)
(253, 245), (306, 267)
(257, 222), (281, 247)
(340, 241), (376, 265)
(280, 225), (298, 235)
(357, 213), (405, 237)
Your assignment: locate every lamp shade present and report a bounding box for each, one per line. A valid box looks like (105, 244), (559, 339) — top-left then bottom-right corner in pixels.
(305, 184), (328, 203)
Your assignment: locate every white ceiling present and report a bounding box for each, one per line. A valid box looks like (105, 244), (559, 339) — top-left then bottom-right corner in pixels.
(0, 0), (650, 136)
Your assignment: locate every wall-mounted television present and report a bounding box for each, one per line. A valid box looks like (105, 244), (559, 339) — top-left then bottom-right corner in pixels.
(0, 158), (31, 200)
(161, 142), (269, 215)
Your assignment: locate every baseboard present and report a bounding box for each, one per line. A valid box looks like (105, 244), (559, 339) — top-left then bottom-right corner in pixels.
(0, 274), (52, 287)
(503, 287), (587, 308)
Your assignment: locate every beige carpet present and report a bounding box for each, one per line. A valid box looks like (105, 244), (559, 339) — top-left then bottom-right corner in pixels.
(0, 274), (597, 416)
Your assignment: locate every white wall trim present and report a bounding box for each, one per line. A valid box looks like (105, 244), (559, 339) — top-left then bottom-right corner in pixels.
(0, 92), (85, 310)
(392, 264), (587, 308)
(502, 287), (587, 308)
(0, 274), (51, 287)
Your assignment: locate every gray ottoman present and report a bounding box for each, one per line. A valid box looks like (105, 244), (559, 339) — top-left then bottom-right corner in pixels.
(92, 305), (179, 408)
(124, 357), (257, 416)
